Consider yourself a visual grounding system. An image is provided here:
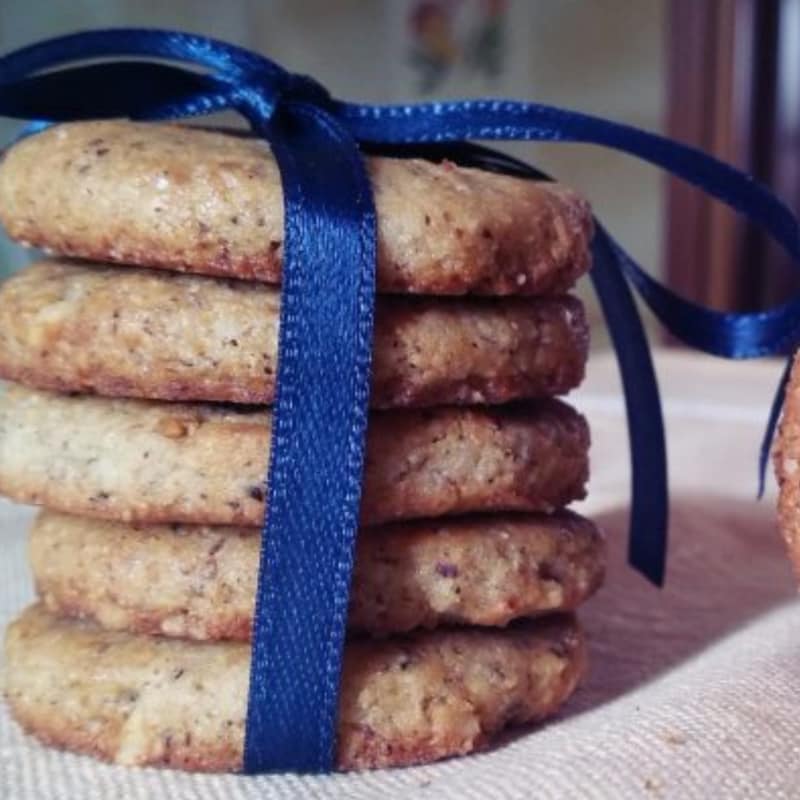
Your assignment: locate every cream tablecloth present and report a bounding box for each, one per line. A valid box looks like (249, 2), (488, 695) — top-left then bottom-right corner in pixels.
(1, 350), (799, 799)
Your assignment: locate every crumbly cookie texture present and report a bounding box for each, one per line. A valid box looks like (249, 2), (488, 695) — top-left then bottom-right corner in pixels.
(0, 121), (593, 296)
(775, 352), (800, 576)
(4, 605), (585, 771)
(0, 386), (589, 526)
(0, 260), (588, 407)
(31, 510), (604, 639)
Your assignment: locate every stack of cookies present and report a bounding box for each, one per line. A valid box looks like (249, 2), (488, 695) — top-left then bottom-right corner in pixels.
(0, 121), (604, 771)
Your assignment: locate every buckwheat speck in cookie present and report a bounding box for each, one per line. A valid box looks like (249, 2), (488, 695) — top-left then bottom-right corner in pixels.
(31, 510), (605, 638)
(4, 605), (585, 771)
(0, 386), (589, 526)
(0, 259), (588, 407)
(0, 121), (593, 296)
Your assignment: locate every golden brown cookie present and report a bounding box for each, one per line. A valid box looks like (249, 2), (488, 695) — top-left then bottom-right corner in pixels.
(31, 509), (604, 638)
(0, 385), (589, 526)
(4, 604), (585, 771)
(775, 352), (800, 576)
(0, 260), (588, 407)
(0, 121), (593, 296)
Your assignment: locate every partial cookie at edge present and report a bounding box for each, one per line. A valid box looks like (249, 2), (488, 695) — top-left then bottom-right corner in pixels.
(774, 351), (800, 576)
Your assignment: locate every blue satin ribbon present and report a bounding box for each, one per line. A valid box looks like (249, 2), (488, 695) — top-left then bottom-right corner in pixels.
(1, 28), (798, 773)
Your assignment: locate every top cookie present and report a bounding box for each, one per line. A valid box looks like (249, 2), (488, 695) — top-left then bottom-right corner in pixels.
(0, 121), (593, 296)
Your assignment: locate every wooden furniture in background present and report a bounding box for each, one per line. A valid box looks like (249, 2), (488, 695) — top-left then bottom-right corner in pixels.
(666, 0), (800, 311)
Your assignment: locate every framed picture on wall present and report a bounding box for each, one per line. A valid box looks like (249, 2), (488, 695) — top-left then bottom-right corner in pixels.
(386, 0), (533, 99)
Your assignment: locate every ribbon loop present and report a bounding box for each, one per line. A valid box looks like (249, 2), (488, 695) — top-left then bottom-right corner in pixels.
(228, 79), (282, 128)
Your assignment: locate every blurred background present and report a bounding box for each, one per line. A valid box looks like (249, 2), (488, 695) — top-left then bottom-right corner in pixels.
(0, 0), (797, 343)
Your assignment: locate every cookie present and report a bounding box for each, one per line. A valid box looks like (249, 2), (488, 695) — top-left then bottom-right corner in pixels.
(4, 604), (585, 771)
(774, 353), (800, 575)
(0, 260), (588, 407)
(31, 509), (604, 639)
(0, 121), (593, 296)
(0, 386), (589, 526)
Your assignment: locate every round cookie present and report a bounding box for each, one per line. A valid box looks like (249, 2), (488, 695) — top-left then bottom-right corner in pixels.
(0, 385), (589, 527)
(0, 121), (593, 296)
(0, 259), (588, 407)
(31, 510), (605, 638)
(4, 605), (586, 771)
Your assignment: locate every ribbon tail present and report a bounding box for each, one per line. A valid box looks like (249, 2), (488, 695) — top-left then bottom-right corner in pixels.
(759, 354), (795, 498)
(592, 226), (668, 585)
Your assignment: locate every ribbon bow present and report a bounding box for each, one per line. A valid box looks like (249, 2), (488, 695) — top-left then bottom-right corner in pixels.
(1, 29), (798, 773)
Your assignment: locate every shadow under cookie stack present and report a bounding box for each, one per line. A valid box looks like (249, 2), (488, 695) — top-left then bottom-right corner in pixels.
(0, 121), (604, 771)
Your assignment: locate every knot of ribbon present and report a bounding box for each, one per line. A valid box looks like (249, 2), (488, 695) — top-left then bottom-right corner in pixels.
(0, 27), (798, 774)
(229, 68), (332, 128)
